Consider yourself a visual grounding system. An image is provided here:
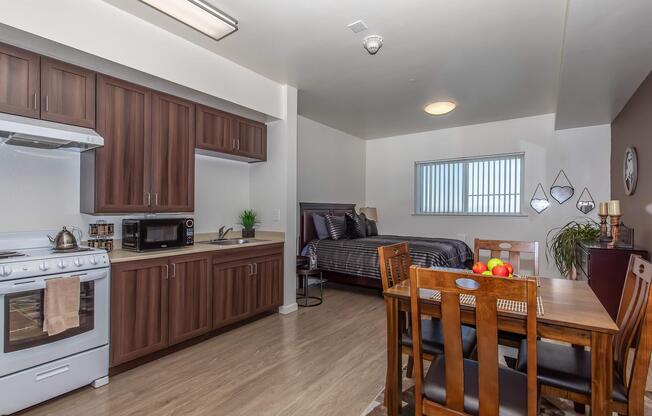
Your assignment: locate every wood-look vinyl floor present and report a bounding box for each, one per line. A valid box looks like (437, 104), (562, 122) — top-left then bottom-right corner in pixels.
(20, 286), (387, 416)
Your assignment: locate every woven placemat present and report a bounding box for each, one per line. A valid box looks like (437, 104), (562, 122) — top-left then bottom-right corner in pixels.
(428, 291), (544, 316)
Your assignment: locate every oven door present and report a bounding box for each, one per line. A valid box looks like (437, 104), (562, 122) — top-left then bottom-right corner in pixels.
(138, 219), (185, 250)
(0, 269), (109, 377)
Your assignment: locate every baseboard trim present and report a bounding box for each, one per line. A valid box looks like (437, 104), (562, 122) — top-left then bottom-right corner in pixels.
(278, 303), (298, 315)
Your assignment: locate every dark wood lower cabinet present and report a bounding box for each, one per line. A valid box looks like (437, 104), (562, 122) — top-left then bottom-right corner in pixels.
(169, 254), (211, 345)
(110, 244), (284, 368)
(110, 258), (169, 367)
(212, 259), (254, 329)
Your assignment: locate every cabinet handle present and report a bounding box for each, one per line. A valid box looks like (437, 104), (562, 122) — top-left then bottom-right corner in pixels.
(232, 139), (237, 150)
(254, 263), (258, 274)
(163, 264), (169, 280)
(236, 139), (240, 150)
(45, 96), (49, 112)
(249, 263), (254, 276)
(171, 263), (176, 278)
(155, 193), (159, 206)
(146, 192), (151, 207)
(33, 93), (37, 110)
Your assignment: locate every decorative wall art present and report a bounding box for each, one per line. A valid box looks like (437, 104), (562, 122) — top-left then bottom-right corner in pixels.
(550, 169), (574, 204)
(623, 147), (638, 196)
(576, 187), (596, 214)
(530, 183), (550, 214)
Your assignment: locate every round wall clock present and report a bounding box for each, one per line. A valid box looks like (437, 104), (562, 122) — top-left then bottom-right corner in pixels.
(623, 147), (638, 196)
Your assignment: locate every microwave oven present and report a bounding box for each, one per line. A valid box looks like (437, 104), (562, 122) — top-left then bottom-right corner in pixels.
(122, 218), (194, 251)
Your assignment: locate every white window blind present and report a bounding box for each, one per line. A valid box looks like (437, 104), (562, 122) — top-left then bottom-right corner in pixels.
(415, 153), (524, 215)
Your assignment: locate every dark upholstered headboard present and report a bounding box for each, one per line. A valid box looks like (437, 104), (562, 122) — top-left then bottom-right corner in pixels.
(299, 202), (356, 249)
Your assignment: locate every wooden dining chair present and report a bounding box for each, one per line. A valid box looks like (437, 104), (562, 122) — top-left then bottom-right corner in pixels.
(409, 266), (539, 415)
(473, 238), (540, 276)
(516, 255), (652, 415)
(378, 243), (477, 377)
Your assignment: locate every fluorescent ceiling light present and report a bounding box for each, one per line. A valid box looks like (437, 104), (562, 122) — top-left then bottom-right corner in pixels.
(140, 0), (238, 41)
(424, 101), (456, 115)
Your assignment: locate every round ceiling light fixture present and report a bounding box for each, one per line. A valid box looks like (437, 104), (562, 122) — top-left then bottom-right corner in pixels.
(424, 101), (457, 115)
(362, 35), (383, 55)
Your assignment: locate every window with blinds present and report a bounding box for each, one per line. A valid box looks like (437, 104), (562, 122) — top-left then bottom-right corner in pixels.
(415, 153), (524, 215)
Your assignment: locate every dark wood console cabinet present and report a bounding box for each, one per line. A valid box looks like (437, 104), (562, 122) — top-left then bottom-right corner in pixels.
(578, 243), (648, 320)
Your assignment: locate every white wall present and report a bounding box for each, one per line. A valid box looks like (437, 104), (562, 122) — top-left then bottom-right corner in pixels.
(298, 116), (366, 206)
(0, 146), (250, 239)
(0, 0), (283, 119)
(365, 114), (611, 278)
(251, 86), (298, 311)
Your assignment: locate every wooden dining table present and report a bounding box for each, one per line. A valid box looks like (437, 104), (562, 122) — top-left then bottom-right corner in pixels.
(384, 276), (619, 416)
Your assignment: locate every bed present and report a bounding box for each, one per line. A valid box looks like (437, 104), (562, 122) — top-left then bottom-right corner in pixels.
(299, 202), (473, 289)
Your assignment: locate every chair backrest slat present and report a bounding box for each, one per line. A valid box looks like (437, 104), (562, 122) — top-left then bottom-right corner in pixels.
(409, 266), (538, 416)
(378, 242), (411, 291)
(613, 255), (652, 403)
(474, 239), (539, 275)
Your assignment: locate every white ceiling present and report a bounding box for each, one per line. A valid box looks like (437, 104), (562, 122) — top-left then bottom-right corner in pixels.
(103, 0), (652, 139)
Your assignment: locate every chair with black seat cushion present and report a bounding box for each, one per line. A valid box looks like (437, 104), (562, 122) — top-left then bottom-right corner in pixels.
(378, 243), (477, 378)
(516, 255), (652, 415)
(409, 266), (539, 416)
(475, 238), (539, 350)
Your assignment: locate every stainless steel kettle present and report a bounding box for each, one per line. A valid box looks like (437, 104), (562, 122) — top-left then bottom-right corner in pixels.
(48, 226), (81, 251)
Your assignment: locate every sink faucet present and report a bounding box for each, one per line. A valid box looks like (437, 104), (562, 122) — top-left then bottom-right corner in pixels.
(217, 225), (233, 240)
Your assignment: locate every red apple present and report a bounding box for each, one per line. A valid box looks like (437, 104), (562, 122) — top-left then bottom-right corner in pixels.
(472, 262), (488, 274)
(492, 265), (510, 277)
(503, 262), (514, 275)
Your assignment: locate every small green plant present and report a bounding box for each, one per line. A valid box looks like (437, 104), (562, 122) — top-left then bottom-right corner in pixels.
(238, 210), (260, 231)
(546, 220), (600, 278)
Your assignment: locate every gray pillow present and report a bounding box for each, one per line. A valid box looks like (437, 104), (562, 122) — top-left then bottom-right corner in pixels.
(312, 214), (330, 240)
(366, 219), (379, 236)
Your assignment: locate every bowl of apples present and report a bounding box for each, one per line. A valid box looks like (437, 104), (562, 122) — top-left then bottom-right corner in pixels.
(472, 258), (514, 277)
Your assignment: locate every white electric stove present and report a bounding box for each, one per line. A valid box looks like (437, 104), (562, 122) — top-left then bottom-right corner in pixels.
(0, 231), (110, 415)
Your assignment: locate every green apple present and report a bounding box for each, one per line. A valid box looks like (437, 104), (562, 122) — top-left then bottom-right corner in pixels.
(482, 270), (493, 276)
(487, 258), (504, 271)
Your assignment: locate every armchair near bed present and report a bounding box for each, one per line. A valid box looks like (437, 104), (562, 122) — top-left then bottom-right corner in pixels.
(299, 202), (473, 289)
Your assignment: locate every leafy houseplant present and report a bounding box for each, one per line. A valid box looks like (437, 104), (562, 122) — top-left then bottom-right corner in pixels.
(546, 220), (600, 279)
(238, 210), (260, 238)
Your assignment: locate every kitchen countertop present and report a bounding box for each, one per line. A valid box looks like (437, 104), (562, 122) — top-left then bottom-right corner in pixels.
(108, 231), (285, 264)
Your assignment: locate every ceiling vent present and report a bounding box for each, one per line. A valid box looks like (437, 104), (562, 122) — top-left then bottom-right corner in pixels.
(347, 20), (368, 34)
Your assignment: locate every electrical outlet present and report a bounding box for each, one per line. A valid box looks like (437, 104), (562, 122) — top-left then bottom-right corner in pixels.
(273, 209), (281, 222)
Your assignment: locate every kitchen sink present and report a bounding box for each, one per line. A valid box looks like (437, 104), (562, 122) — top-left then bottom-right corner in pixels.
(205, 238), (268, 246)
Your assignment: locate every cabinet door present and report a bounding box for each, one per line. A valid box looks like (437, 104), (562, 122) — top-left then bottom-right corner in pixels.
(110, 258), (169, 367)
(0, 42), (39, 118)
(40, 57), (95, 128)
(251, 254), (283, 314)
(234, 117), (266, 161)
(169, 254), (212, 345)
(212, 260), (253, 329)
(151, 92), (195, 212)
(196, 104), (233, 153)
(95, 75), (152, 213)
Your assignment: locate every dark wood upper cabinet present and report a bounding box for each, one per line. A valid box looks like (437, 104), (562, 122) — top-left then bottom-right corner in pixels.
(234, 117), (267, 161)
(40, 57), (95, 128)
(110, 258), (169, 367)
(196, 104), (233, 153)
(151, 92), (195, 212)
(168, 254), (211, 345)
(82, 75), (152, 214)
(0, 42), (40, 118)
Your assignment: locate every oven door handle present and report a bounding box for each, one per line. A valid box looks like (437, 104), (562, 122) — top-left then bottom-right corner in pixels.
(0, 270), (107, 295)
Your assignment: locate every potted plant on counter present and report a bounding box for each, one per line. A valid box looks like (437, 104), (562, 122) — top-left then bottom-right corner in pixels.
(239, 210), (260, 238)
(546, 220), (600, 279)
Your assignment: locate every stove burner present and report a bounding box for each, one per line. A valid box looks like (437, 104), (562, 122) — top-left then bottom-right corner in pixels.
(50, 247), (93, 254)
(0, 251), (26, 259)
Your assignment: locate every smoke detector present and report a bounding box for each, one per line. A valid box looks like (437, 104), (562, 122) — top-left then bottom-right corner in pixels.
(362, 35), (383, 55)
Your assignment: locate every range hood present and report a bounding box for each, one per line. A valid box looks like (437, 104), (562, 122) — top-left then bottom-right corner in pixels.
(0, 113), (104, 151)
